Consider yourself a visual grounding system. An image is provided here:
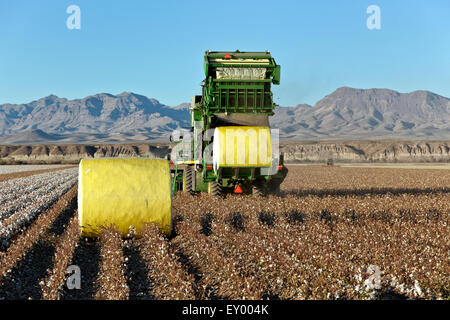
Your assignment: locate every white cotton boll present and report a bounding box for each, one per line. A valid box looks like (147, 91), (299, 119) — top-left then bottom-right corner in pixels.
(0, 168), (77, 240)
(414, 280), (423, 296)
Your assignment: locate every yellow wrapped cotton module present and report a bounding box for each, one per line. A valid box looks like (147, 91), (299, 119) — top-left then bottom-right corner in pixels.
(78, 158), (172, 237)
(212, 126), (272, 171)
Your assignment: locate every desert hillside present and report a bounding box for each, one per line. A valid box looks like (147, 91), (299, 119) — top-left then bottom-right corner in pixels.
(280, 141), (449, 162)
(1, 141), (448, 164)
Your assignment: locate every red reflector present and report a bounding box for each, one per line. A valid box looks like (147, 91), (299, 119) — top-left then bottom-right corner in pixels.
(234, 185), (243, 193)
(278, 165), (283, 171)
(206, 164), (213, 171)
(224, 54), (232, 59)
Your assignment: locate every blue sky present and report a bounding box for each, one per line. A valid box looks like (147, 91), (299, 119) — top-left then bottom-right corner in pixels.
(0, 0), (449, 106)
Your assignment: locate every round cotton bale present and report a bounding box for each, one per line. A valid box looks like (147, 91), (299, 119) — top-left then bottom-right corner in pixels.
(78, 158), (172, 237)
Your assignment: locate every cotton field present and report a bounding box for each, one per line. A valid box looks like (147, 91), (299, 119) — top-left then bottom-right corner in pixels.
(0, 165), (448, 300)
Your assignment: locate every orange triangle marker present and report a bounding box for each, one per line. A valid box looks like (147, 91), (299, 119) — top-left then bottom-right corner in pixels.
(234, 185), (243, 193)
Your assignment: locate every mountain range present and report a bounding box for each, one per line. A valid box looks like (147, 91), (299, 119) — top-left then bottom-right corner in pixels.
(271, 87), (450, 140)
(0, 87), (449, 144)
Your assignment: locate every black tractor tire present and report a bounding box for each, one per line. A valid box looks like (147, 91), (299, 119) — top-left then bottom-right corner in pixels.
(267, 165), (288, 195)
(183, 166), (194, 193)
(209, 181), (224, 197)
(279, 165), (289, 181)
(252, 180), (267, 196)
(267, 180), (281, 195)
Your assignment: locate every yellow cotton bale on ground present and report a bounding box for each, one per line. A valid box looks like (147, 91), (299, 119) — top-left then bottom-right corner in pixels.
(78, 158), (172, 237)
(212, 126), (272, 171)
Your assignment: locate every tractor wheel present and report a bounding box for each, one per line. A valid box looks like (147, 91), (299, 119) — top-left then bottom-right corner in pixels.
(183, 165), (194, 193)
(209, 181), (223, 197)
(267, 180), (281, 195)
(252, 180), (267, 196)
(267, 166), (288, 195)
(281, 165), (289, 180)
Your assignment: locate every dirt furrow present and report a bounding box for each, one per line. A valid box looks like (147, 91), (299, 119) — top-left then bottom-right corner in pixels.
(60, 238), (100, 300)
(123, 241), (155, 300)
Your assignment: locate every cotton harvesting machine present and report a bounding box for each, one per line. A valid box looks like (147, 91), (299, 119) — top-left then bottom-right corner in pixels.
(170, 50), (287, 196)
(77, 50), (287, 238)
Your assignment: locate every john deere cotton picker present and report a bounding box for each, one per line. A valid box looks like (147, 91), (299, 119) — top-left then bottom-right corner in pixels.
(78, 50), (287, 238)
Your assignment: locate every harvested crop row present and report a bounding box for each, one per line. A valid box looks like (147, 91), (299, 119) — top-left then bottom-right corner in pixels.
(175, 192), (450, 226)
(215, 216), (357, 299)
(183, 208), (304, 299)
(41, 215), (80, 300)
(172, 216), (263, 299)
(0, 185), (78, 281)
(0, 169), (78, 241)
(95, 228), (129, 300)
(213, 191), (450, 299)
(0, 165), (75, 183)
(282, 165), (450, 193)
(209, 217), (304, 299)
(173, 191), (449, 299)
(175, 194), (343, 299)
(138, 224), (195, 300)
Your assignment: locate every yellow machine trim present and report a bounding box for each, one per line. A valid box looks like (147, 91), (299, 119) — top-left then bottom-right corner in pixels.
(78, 158), (172, 237)
(178, 160), (196, 164)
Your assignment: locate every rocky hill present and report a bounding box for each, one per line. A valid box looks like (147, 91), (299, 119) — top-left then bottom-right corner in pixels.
(0, 144), (170, 163)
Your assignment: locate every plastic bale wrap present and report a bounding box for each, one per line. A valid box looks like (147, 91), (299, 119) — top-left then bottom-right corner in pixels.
(212, 126), (272, 172)
(78, 158), (172, 237)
